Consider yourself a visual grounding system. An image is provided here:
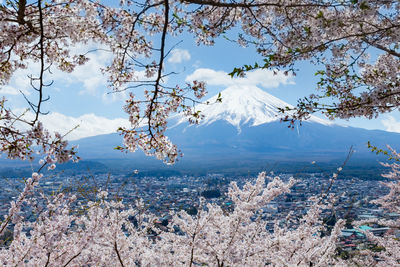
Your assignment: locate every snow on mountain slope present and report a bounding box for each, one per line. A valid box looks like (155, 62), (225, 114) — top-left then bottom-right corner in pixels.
(174, 85), (331, 130)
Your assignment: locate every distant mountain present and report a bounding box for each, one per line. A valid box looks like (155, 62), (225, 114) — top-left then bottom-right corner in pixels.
(172, 85), (330, 130)
(0, 86), (396, 178)
(70, 86), (400, 176)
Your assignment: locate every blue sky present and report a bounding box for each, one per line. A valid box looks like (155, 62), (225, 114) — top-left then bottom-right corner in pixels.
(3, 32), (400, 140)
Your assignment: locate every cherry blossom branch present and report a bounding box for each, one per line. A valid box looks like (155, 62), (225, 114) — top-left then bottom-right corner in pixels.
(33, 0), (46, 124)
(17, 0), (27, 25)
(182, 0), (348, 9)
(61, 251), (82, 267)
(320, 145), (354, 199)
(362, 37), (400, 58)
(147, 0), (169, 139)
(114, 241), (126, 267)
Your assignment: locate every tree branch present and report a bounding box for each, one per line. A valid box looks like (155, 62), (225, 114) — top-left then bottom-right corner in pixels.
(147, 0), (169, 140)
(33, 0), (45, 125)
(114, 241), (125, 267)
(17, 0), (27, 24)
(362, 38), (400, 58)
(182, 0), (341, 8)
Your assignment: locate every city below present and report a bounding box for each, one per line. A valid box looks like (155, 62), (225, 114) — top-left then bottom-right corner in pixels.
(1, 170), (397, 257)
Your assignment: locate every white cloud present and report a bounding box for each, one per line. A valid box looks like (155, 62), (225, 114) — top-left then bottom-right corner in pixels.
(53, 45), (112, 96)
(0, 85), (28, 95)
(0, 65), (36, 95)
(185, 68), (295, 89)
(168, 49), (191, 64)
(42, 112), (132, 140)
(2, 43), (112, 99)
(1, 42), (166, 104)
(11, 109), (131, 140)
(101, 90), (127, 104)
(382, 115), (400, 133)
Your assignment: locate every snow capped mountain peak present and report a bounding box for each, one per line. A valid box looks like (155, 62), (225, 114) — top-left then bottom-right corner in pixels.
(175, 85), (331, 129)
(197, 85), (286, 127)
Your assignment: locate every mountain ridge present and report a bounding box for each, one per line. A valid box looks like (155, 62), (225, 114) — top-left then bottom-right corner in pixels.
(72, 86), (400, 164)
(3, 87), (397, 176)
(172, 85), (332, 132)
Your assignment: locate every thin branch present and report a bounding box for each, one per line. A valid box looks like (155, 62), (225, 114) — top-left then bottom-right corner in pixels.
(319, 146), (354, 200)
(147, 0), (169, 141)
(44, 252), (51, 267)
(362, 37), (400, 58)
(114, 241), (125, 267)
(182, 0), (344, 9)
(62, 251), (82, 267)
(32, 0), (45, 124)
(119, 1), (164, 74)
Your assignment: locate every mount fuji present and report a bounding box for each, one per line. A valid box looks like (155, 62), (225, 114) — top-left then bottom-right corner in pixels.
(72, 86), (400, 174)
(172, 85), (330, 130)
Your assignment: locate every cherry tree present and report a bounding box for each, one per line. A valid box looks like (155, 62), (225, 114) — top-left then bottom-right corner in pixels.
(1, 0), (400, 265)
(157, 173), (345, 266)
(221, 1), (400, 122)
(0, 171), (349, 266)
(353, 146), (400, 266)
(1, 0), (207, 164)
(2, 0), (400, 162)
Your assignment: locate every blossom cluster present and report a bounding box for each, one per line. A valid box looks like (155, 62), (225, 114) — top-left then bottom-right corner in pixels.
(179, 0), (400, 121)
(4, 0), (399, 162)
(0, 1), (400, 264)
(0, 98), (79, 164)
(0, 164), (398, 266)
(0, 172), (345, 266)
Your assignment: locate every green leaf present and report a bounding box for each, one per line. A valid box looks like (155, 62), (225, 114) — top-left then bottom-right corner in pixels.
(367, 141), (400, 161)
(228, 67), (243, 77)
(216, 92), (222, 103)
